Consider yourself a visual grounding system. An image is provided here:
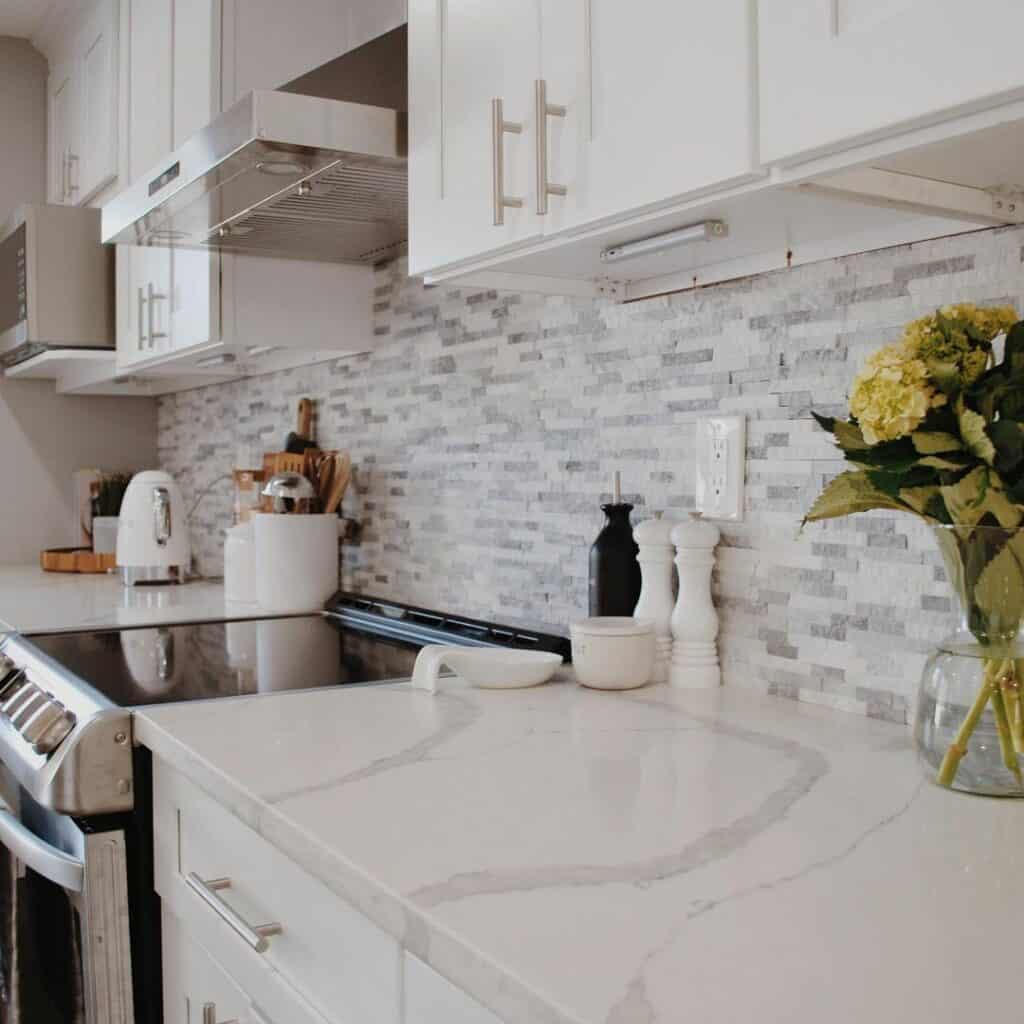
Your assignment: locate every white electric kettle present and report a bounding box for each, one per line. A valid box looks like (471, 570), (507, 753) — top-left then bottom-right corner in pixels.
(116, 470), (191, 585)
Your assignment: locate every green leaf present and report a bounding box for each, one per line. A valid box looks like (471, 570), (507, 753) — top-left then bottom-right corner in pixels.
(974, 535), (1024, 633)
(957, 400), (996, 465)
(989, 418), (1024, 475)
(911, 431), (963, 454)
(811, 411), (836, 434)
(832, 420), (870, 452)
(939, 467), (1023, 528)
(900, 485), (941, 515)
(804, 471), (910, 525)
(1003, 322), (1024, 373)
(918, 455), (973, 471)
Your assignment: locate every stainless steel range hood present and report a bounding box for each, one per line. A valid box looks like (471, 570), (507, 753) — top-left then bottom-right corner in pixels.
(102, 74), (407, 264)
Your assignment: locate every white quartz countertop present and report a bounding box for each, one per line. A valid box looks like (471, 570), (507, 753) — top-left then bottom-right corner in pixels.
(134, 677), (1024, 1024)
(0, 565), (264, 635)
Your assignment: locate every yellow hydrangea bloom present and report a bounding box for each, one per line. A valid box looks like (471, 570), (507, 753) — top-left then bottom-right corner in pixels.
(849, 342), (946, 445)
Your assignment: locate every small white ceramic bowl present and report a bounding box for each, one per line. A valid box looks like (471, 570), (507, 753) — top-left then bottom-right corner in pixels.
(411, 645), (563, 692)
(570, 617), (655, 690)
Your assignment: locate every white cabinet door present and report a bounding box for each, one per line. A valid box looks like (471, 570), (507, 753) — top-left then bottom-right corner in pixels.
(128, 0), (172, 178)
(407, 0), (542, 276)
(171, 0), (221, 356)
(173, 0), (219, 142)
(171, 249), (220, 354)
(403, 954), (500, 1024)
(162, 909), (254, 1024)
(542, 0), (759, 234)
(78, 1), (119, 202)
(759, 0), (1024, 164)
(117, 246), (172, 369)
(49, 66), (77, 205)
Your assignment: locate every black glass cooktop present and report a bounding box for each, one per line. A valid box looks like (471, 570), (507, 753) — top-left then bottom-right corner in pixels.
(26, 614), (423, 708)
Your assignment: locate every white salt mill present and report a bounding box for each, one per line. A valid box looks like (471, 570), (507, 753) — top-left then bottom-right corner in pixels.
(669, 514), (721, 689)
(633, 513), (676, 683)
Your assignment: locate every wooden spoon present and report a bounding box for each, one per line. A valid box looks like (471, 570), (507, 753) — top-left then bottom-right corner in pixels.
(323, 452), (352, 514)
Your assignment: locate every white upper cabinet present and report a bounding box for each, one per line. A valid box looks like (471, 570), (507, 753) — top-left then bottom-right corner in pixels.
(78, 2), (119, 200)
(409, 0), (761, 276)
(45, 0), (119, 206)
(48, 65), (78, 205)
(220, 0), (405, 106)
(759, 0), (1024, 164)
(408, 0), (542, 276)
(127, 0), (172, 179)
(172, 0), (220, 142)
(541, 0), (760, 235)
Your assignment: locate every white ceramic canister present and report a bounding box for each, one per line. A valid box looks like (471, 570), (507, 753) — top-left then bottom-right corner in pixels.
(570, 617), (656, 690)
(224, 522), (256, 604)
(252, 513), (340, 614)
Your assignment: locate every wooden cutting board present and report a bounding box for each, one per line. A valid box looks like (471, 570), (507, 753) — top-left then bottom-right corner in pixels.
(41, 548), (117, 574)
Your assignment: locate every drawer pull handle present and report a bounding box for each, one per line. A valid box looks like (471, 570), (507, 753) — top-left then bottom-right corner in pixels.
(491, 97), (523, 226)
(201, 1004), (237, 1024)
(185, 873), (282, 953)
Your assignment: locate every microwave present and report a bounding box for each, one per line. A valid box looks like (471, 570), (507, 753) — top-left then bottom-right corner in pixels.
(0, 203), (114, 368)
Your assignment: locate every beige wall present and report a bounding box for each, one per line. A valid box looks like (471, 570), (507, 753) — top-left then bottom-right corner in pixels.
(0, 36), (158, 563)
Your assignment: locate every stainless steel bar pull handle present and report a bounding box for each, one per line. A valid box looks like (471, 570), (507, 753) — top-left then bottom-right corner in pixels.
(66, 152), (79, 195)
(186, 873), (282, 954)
(534, 80), (567, 215)
(201, 1004), (238, 1024)
(491, 97), (523, 226)
(137, 287), (148, 348)
(147, 282), (168, 343)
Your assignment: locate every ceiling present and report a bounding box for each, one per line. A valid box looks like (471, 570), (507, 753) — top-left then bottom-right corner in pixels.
(0, 0), (56, 40)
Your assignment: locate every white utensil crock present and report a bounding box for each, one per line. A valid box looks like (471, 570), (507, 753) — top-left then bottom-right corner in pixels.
(570, 617), (656, 690)
(252, 513), (339, 613)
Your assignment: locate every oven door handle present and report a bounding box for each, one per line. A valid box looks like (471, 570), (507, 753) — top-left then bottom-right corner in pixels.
(0, 798), (84, 892)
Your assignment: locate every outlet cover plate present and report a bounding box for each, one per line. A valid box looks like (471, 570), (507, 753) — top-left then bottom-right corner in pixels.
(695, 415), (745, 521)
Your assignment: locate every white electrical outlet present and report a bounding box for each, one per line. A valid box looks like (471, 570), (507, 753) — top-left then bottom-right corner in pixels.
(695, 416), (746, 521)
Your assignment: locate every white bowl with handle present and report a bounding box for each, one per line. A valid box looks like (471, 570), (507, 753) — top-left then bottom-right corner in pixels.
(411, 646), (563, 693)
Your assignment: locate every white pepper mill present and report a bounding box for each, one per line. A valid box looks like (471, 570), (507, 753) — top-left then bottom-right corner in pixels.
(633, 513), (676, 683)
(669, 513), (721, 689)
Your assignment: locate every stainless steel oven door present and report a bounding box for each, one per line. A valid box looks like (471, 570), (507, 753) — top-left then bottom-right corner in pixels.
(0, 766), (134, 1024)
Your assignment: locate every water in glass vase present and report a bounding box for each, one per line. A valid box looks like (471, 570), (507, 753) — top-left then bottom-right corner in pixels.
(913, 525), (1024, 797)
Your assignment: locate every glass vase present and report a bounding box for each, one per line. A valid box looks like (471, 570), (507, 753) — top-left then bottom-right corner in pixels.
(914, 524), (1024, 796)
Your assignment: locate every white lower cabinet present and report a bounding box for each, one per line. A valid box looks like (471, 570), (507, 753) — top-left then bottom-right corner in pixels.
(152, 757), (506, 1024)
(153, 759), (402, 1024)
(403, 953), (501, 1024)
(162, 907), (265, 1024)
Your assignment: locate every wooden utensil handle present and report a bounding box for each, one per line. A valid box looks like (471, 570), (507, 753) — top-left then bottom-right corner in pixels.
(297, 398), (314, 441)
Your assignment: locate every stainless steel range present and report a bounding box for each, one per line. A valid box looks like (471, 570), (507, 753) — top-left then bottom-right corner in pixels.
(0, 593), (569, 1024)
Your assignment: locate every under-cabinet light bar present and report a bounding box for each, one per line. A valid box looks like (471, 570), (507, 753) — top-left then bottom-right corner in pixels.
(599, 220), (728, 264)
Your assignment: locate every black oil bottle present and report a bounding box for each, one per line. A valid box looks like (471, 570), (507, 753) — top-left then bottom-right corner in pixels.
(588, 472), (642, 616)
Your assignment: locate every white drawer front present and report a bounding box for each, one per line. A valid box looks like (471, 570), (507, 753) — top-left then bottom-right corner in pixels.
(403, 953), (502, 1024)
(154, 759), (402, 1024)
(162, 907), (255, 1024)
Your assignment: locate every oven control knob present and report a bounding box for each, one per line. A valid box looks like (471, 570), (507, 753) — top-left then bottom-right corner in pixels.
(2, 681), (38, 720)
(0, 666), (23, 701)
(32, 708), (76, 756)
(8, 686), (46, 730)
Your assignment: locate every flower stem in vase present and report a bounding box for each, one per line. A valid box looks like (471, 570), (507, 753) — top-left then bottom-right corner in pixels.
(987, 668), (1022, 787)
(1010, 661), (1024, 753)
(937, 660), (999, 788)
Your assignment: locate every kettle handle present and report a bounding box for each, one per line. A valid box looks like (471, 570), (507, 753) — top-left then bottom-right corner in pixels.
(153, 487), (172, 547)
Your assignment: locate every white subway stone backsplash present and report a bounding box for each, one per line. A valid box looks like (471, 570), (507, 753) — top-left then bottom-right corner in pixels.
(157, 224), (1024, 724)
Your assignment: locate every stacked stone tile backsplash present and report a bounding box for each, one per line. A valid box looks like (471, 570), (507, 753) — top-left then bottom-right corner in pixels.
(158, 224), (1024, 724)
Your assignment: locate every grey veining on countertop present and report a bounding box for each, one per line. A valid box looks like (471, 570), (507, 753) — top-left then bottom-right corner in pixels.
(135, 678), (1024, 1024)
